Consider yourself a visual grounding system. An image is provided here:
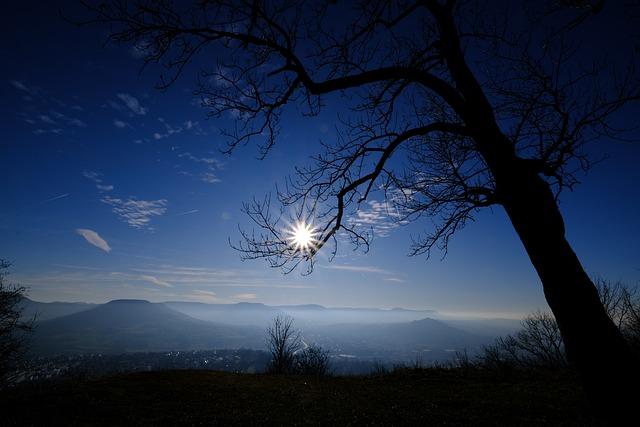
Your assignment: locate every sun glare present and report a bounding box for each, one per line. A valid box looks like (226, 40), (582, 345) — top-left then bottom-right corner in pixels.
(289, 221), (316, 252)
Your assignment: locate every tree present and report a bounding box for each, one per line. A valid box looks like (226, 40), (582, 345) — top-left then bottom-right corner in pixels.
(482, 311), (567, 369)
(594, 278), (640, 353)
(80, 0), (639, 419)
(294, 344), (331, 376)
(0, 260), (33, 387)
(265, 314), (302, 374)
(482, 280), (640, 368)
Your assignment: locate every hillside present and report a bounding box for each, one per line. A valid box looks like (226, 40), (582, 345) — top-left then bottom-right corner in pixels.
(166, 301), (436, 325)
(306, 318), (485, 360)
(1, 369), (594, 426)
(26, 298), (493, 361)
(31, 299), (263, 354)
(19, 297), (95, 321)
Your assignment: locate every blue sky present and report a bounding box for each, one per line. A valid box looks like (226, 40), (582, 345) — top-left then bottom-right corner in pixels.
(1, 1), (639, 318)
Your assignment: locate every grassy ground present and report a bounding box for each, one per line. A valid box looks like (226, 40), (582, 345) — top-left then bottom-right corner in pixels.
(2, 368), (594, 426)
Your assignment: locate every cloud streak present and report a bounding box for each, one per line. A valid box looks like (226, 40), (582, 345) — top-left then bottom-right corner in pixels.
(324, 264), (391, 274)
(76, 229), (111, 253)
(348, 199), (408, 237)
(83, 170), (115, 193)
(140, 275), (172, 287)
(231, 293), (257, 300)
(110, 272), (172, 287)
(116, 93), (148, 115)
(102, 196), (168, 230)
(177, 151), (224, 184)
(43, 193), (69, 203)
(176, 209), (199, 216)
(130, 265), (315, 289)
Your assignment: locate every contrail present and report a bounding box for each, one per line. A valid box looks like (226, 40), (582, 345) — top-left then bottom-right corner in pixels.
(43, 193), (70, 203)
(176, 209), (199, 216)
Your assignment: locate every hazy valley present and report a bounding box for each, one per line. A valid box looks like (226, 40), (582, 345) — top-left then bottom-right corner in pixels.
(16, 297), (523, 380)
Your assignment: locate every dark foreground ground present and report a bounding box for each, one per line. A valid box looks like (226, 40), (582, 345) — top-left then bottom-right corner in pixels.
(1, 368), (594, 426)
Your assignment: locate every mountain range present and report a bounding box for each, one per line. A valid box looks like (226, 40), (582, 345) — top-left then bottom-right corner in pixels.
(30, 299), (263, 355)
(22, 298), (521, 360)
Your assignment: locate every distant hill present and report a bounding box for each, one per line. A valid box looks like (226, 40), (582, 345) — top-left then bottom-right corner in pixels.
(165, 301), (282, 326)
(167, 301), (435, 326)
(31, 299), (264, 355)
(306, 317), (487, 360)
(24, 298), (510, 361)
(19, 297), (95, 321)
(444, 318), (522, 338)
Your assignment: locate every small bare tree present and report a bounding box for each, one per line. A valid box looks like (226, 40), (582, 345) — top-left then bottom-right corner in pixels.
(294, 344), (331, 376)
(482, 311), (567, 369)
(483, 279), (640, 368)
(265, 314), (302, 374)
(0, 260), (33, 387)
(594, 278), (640, 352)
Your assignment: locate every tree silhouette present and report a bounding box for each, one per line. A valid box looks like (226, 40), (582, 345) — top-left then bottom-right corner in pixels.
(484, 311), (567, 369)
(294, 344), (331, 376)
(265, 314), (302, 374)
(0, 260), (33, 387)
(80, 0), (639, 420)
(482, 280), (640, 368)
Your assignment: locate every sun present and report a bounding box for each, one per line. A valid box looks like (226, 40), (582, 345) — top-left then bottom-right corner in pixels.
(289, 221), (317, 252)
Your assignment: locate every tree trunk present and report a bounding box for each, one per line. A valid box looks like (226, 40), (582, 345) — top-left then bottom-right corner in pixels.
(496, 160), (639, 423)
(431, 3), (637, 419)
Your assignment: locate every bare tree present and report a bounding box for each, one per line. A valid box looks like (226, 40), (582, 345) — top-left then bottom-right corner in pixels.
(483, 280), (640, 368)
(80, 0), (640, 418)
(622, 291), (640, 351)
(0, 260), (33, 387)
(482, 311), (567, 369)
(265, 314), (302, 374)
(294, 344), (331, 376)
(595, 278), (640, 351)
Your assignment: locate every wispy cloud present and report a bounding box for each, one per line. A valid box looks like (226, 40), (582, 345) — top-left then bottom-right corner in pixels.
(140, 275), (172, 287)
(42, 193), (69, 203)
(113, 119), (128, 128)
(17, 264), (313, 304)
(33, 128), (62, 135)
(50, 110), (86, 127)
(323, 264), (391, 274)
(178, 152), (224, 169)
(231, 293), (257, 300)
(152, 117), (184, 139)
(130, 265), (315, 289)
(39, 114), (55, 124)
(200, 172), (221, 184)
(76, 228), (111, 253)
(10, 80), (30, 92)
(9, 80), (40, 98)
(83, 170), (102, 182)
(177, 151), (224, 184)
(11, 80), (87, 133)
(116, 93), (148, 116)
(96, 184), (114, 192)
(31, 111), (86, 133)
(176, 209), (199, 216)
(349, 199), (407, 237)
(129, 39), (153, 59)
(187, 290), (219, 302)
(110, 272), (172, 287)
(83, 170), (115, 192)
(323, 264), (405, 284)
(102, 196), (168, 230)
